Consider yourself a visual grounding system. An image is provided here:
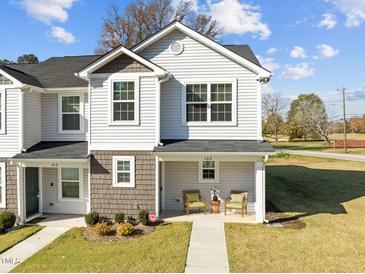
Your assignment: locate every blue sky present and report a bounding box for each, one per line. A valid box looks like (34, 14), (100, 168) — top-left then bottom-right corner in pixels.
(1, 0), (364, 119)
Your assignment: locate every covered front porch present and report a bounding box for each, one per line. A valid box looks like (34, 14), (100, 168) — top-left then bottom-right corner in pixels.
(154, 139), (275, 223)
(11, 141), (89, 223)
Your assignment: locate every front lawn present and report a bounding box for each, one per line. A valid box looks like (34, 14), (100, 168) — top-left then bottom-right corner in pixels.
(0, 226), (43, 254)
(226, 155), (365, 272)
(12, 222), (192, 273)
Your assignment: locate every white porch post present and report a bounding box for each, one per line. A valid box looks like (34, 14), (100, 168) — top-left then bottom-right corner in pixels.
(255, 160), (265, 223)
(155, 156), (160, 218)
(16, 164), (25, 223)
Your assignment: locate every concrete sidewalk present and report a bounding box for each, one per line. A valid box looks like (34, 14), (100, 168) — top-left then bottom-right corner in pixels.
(0, 226), (69, 273)
(281, 149), (365, 162)
(185, 220), (229, 273)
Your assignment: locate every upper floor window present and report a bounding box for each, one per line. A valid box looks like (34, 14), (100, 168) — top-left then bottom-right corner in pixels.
(183, 80), (236, 125)
(58, 94), (83, 133)
(111, 79), (139, 125)
(0, 91), (4, 134)
(0, 162), (6, 208)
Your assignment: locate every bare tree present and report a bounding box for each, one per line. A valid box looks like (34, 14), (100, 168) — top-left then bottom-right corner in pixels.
(262, 92), (288, 141)
(96, 0), (222, 54)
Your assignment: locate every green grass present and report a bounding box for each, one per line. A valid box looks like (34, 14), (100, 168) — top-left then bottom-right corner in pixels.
(226, 155), (365, 272)
(272, 141), (365, 155)
(0, 226), (43, 254)
(12, 222), (192, 273)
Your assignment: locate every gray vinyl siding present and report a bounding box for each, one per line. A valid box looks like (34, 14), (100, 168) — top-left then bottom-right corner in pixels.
(41, 167), (88, 214)
(140, 30), (259, 140)
(23, 92), (41, 149)
(41, 93), (88, 141)
(0, 89), (20, 156)
(89, 76), (156, 148)
(163, 161), (255, 212)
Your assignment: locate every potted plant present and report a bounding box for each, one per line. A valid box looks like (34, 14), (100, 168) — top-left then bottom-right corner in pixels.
(211, 187), (220, 201)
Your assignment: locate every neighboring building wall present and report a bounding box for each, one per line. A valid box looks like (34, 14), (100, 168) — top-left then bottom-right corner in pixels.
(140, 30), (259, 140)
(90, 151), (156, 217)
(23, 92), (41, 149)
(0, 159), (17, 214)
(163, 161), (256, 212)
(41, 167), (88, 214)
(41, 93), (88, 141)
(0, 88), (20, 156)
(89, 76), (157, 150)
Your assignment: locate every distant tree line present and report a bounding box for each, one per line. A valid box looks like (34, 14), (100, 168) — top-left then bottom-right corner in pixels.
(0, 54), (39, 65)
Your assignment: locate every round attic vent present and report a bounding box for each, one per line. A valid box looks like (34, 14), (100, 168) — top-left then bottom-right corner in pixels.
(169, 41), (184, 55)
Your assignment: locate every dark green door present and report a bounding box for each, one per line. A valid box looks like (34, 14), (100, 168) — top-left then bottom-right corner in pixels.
(25, 167), (39, 218)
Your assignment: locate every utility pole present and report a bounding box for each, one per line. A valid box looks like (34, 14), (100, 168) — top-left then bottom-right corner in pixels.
(338, 87), (347, 153)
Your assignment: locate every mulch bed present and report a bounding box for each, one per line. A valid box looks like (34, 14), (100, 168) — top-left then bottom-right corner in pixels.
(82, 223), (157, 242)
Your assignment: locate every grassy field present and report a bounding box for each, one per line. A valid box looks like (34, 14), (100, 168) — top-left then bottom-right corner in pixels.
(266, 133), (365, 142)
(12, 222), (191, 273)
(0, 226), (43, 254)
(272, 141), (365, 155)
(226, 155), (365, 272)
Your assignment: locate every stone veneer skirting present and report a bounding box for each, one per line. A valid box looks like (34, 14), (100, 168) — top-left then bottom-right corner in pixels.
(0, 158), (17, 214)
(90, 151), (156, 217)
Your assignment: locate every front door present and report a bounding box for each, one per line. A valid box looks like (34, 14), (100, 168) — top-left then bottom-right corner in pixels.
(25, 167), (39, 218)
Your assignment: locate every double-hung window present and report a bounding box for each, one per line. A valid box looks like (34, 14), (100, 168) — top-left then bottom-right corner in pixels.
(111, 79), (139, 125)
(59, 167), (82, 200)
(59, 94), (83, 133)
(184, 80), (236, 125)
(199, 159), (219, 183)
(0, 163), (5, 208)
(112, 156), (135, 188)
(0, 91), (4, 134)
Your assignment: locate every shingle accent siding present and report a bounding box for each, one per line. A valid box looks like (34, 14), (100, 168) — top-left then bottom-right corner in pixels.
(94, 55), (152, 74)
(0, 158), (17, 214)
(90, 151), (155, 217)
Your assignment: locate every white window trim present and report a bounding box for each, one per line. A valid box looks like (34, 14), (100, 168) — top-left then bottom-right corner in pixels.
(58, 167), (83, 202)
(198, 159), (219, 183)
(112, 156), (136, 188)
(58, 93), (84, 134)
(181, 79), (237, 127)
(0, 90), (5, 135)
(109, 77), (140, 126)
(0, 162), (6, 208)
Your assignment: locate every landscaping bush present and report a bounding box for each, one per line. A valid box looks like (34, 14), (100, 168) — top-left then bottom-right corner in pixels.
(85, 212), (99, 226)
(91, 222), (111, 236)
(114, 212), (125, 224)
(137, 209), (149, 225)
(0, 211), (16, 232)
(117, 223), (134, 236)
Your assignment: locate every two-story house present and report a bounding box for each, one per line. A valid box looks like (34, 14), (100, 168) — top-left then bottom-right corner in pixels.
(0, 21), (274, 224)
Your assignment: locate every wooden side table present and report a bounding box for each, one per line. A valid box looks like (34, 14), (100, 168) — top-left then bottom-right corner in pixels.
(210, 200), (221, 214)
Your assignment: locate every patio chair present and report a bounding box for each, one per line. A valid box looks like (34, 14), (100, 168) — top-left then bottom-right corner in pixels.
(183, 189), (207, 215)
(224, 190), (248, 217)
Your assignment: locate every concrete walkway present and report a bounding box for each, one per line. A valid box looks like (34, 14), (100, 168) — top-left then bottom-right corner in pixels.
(185, 220), (229, 273)
(281, 149), (365, 162)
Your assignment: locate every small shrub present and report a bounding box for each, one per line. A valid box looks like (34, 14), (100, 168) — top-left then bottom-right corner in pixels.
(117, 223), (134, 236)
(0, 211), (16, 232)
(99, 216), (112, 225)
(137, 209), (149, 226)
(91, 222), (111, 236)
(115, 212), (125, 224)
(271, 152), (289, 159)
(85, 212), (99, 226)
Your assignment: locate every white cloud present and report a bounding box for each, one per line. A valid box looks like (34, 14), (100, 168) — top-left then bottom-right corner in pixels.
(256, 55), (279, 71)
(313, 55), (319, 60)
(19, 0), (77, 24)
(267, 47), (277, 54)
(317, 44), (339, 58)
(318, 13), (337, 29)
(290, 46), (307, 58)
(280, 63), (314, 80)
(51, 26), (76, 44)
(326, 0), (365, 27)
(207, 0), (271, 39)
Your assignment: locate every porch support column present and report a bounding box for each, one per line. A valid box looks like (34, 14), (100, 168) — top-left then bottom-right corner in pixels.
(255, 160), (265, 223)
(16, 164), (25, 223)
(155, 156), (160, 218)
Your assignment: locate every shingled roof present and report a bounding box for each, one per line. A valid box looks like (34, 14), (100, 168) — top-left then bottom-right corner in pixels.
(0, 44), (262, 89)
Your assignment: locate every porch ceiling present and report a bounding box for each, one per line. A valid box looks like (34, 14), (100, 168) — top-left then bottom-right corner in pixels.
(154, 139), (275, 154)
(13, 141), (88, 160)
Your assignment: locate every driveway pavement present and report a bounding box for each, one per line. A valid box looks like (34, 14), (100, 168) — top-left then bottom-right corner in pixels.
(280, 149), (365, 162)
